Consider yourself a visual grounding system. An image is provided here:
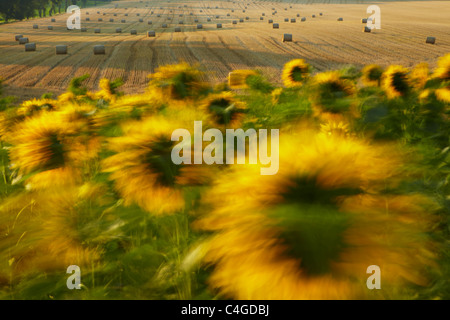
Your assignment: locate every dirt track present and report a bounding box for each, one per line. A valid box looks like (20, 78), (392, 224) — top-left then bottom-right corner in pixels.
(0, 0), (449, 100)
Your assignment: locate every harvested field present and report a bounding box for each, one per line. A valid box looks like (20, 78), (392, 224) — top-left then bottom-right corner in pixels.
(0, 0), (449, 101)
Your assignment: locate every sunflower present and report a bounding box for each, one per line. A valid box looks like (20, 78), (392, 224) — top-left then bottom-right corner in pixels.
(148, 62), (209, 100)
(282, 59), (311, 88)
(320, 120), (351, 138)
(410, 63), (430, 90)
(228, 70), (259, 89)
(102, 116), (211, 215)
(192, 124), (438, 299)
(361, 64), (383, 87)
(17, 98), (57, 117)
(8, 111), (93, 189)
(199, 91), (246, 128)
(432, 53), (450, 81)
(382, 65), (411, 99)
(435, 86), (450, 103)
(310, 71), (357, 121)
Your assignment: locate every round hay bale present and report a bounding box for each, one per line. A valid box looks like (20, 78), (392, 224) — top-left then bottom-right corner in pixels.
(179, 21), (183, 24)
(86, 17), (90, 21)
(301, 17), (306, 22)
(190, 13), (193, 16)
(297, 14), (300, 17)
(361, 18), (368, 23)
(114, 13), (117, 16)
(245, 16), (249, 20)
(284, 18), (289, 22)
(426, 36), (436, 44)
(207, 18), (211, 22)
(116, 28), (122, 33)
(55, 45), (68, 55)
(121, 19), (126, 23)
(273, 23), (279, 29)
(312, 14), (316, 18)
(25, 43), (36, 51)
(48, 26), (53, 30)
(95, 28), (101, 33)
(33, 24), (39, 29)
(19, 37), (29, 44)
(232, 20), (237, 24)
(217, 23), (222, 28)
(242, 10), (245, 13)
(98, 18), (103, 22)
(363, 26), (371, 33)
(162, 24), (167, 28)
(337, 17), (343, 21)
(282, 34), (292, 42)
(231, 9), (234, 12)
(86, 12), (89, 15)
(148, 21), (152, 25)
(197, 24), (203, 29)
(130, 29), (137, 35)
(291, 18), (296, 23)
(157, 14), (161, 17)
(260, 17), (264, 20)
(15, 34), (23, 41)
(262, 13), (265, 16)
(320, 13), (323, 16)
(179, 14), (183, 17)
(227, 13), (230, 16)
(200, 10), (203, 12)
(137, 13), (140, 16)
(147, 30), (156, 37)
(110, 18), (114, 22)
(194, 19), (198, 23)
(51, 18), (56, 22)
(239, 18), (244, 22)
(268, 19), (273, 24)
(81, 28), (87, 32)
(139, 19), (143, 22)
(125, 13), (128, 16)
(216, 15), (220, 18)
(94, 45), (105, 55)
(174, 27), (181, 32)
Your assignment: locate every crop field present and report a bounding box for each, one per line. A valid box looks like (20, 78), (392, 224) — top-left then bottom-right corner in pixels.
(0, 0), (449, 100)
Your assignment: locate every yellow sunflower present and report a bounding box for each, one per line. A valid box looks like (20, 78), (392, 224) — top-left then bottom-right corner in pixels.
(148, 62), (209, 100)
(228, 70), (259, 89)
(361, 64), (383, 87)
(320, 120), (351, 138)
(8, 111), (93, 189)
(282, 59), (311, 88)
(102, 116), (211, 215)
(192, 124), (438, 299)
(435, 86), (450, 103)
(199, 91), (246, 128)
(310, 71), (357, 121)
(410, 63), (430, 90)
(432, 53), (450, 81)
(382, 65), (411, 99)
(17, 98), (57, 117)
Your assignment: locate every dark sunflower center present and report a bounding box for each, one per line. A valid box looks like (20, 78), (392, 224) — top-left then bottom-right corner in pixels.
(291, 66), (306, 82)
(368, 68), (382, 81)
(43, 133), (66, 170)
(392, 72), (409, 95)
(208, 98), (236, 125)
(145, 138), (182, 187)
(270, 176), (362, 275)
(170, 72), (194, 99)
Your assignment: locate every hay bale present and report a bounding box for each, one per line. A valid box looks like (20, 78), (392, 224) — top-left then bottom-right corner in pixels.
(245, 16), (249, 20)
(239, 18), (244, 22)
(95, 28), (101, 33)
(227, 13), (230, 16)
(216, 15), (220, 18)
(262, 13), (265, 16)
(232, 20), (237, 24)
(217, 23), (222, 28)
(15, 34), (23, 41)
(162, 24), (167, 28)
(124, 13), (128, 16)
(297, 14), (300, 17)
(273, 23), (279, 29)
(363, 26), (371, 33)
(291, 18), (296, 23)
(33, 24), (39, 29)
(55, 45), (68, 55)
(25, 43), (36, 51)
(121, 19), (126, 23)
(312, 14), (316, 18)
(426, 36), (436, 44)
(179, 21), (184, 24)
(207, 18), (211, 22)
(130, 29), (137, 35)
(147, 30), (156, 37)
(337, 17), (343, 21)
(81, 28), (87, 32)
(139, 19), (143, 22)
(197, 24), (203, 29)
(301, 17), (306, 22)
(116, 28), (122, 33)
(320, 13), (323, 16)
(86, 17), (90, 21)
(282, 34), (292, 42)
(48, 26), (53, 30)
(268, 19), (273, 24)
(114, 13), (117, 16)
(157, 14), (161, 17)
(19, 37), (29, 44)
(361, 18), (368, 23)
(98, 18), (103, 21)
(51, 18), (56, 22)
(260, 17), (264, 20)
(94, 45), (105, 55)
(137, 13), (140, 16)
(194, 19), (198, 22)
(284, 18), (289, 22)
(175, 27), (181, 32)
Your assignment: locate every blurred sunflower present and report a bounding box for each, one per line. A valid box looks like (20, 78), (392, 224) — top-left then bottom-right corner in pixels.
(282, 59), (311, 88)
(17, 98), (57, 117)
(102, 116), (210, 215)
(382, 65), (410, 99)
(199, 91), (246, 128)
(193, 124), (438, 299)
(435, 85), (450, 103)
(148, 62), (209, 101)
(410, 63), (430, 90)
(432, 53), (450, 81)
(361, 64), (383, 87)
(320, 120), (351, 138)
(228, 70), (259, 89)
(310, 71), (357, 120)
(8, 111), (92, 189)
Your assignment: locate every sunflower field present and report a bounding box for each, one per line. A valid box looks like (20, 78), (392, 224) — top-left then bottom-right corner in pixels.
(0, 54), (449, 300)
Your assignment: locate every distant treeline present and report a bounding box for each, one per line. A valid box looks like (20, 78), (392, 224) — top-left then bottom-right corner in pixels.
(0, 0), (113, 21)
